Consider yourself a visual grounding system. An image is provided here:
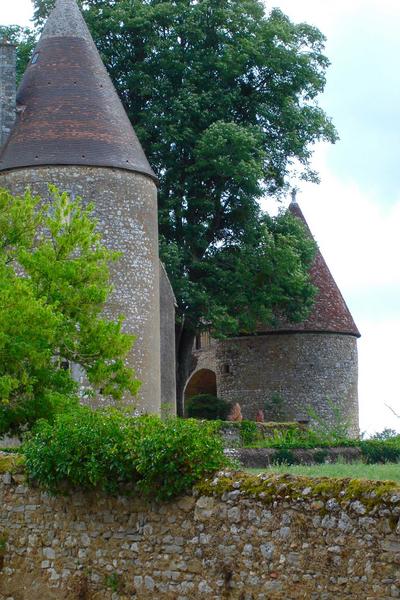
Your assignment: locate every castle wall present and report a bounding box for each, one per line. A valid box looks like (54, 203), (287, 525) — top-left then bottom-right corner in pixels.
(0, 166), (161, 414)
(1, 472), (399, 599)
(215, 333), (359, 435)
(0, 43), (16, 147)
(159, 262), (176, 416)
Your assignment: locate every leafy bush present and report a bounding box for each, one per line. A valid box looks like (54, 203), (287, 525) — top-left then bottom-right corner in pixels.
(272, 448), (298, 465)
(23, 408), (226, 499)
(23, 408), (136, 493)
(250, 426), (356, 450)
(239, 420), (258, 445)
(313, 449), (329, 464)
(132, 417), (226, 499)
(307, 401), (352, 443)
(186, 393), (231, 420)
(360, 439), (400, 464)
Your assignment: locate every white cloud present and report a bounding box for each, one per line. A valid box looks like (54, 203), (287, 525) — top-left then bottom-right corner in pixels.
(295, 149), (400, 293)
(1, 0), (33, 27)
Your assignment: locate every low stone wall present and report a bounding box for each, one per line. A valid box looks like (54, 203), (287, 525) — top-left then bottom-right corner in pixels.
(1, 470), (400, 599)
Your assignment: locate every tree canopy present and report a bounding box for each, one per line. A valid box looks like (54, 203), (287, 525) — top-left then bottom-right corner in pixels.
(0, 187), (139, 435)
(19, 0), (335, 409)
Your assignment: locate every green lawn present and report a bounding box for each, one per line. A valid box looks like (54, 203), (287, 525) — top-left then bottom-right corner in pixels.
(246, 461), (400, 482)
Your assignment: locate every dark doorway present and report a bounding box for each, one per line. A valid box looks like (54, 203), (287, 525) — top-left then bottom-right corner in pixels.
(184, 368), (217, 405)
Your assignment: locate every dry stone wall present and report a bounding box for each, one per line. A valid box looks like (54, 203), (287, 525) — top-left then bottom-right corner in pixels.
(1, 471), (400, 599)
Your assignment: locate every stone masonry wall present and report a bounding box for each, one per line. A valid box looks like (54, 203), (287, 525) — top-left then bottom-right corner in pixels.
(1, 471), (399, 599)
(0, 166), (161, 414)
(216, 333), (359, 436)
(0, 43), (16, 147)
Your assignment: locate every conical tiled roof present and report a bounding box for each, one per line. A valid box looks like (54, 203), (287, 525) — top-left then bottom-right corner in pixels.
(0, 0), (156, 180)
(258, 198), (360, 337)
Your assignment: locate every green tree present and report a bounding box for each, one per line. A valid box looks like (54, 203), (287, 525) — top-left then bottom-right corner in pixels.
(0, 26), (36, 85)
(0, 186), (140, 436)
(29, 0), (335, 412)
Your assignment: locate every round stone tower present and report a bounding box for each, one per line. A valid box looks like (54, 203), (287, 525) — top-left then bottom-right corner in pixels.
(0, 0), (161, 413)
(187, 198), (361, 436)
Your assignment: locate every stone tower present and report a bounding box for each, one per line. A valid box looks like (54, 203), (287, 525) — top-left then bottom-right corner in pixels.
(0, 40), (16, 147)
(0, 0), (162, 413)
(186, 197), (361, 435)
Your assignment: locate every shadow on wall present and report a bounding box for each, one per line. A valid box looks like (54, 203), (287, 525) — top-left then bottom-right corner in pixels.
(184, 369), (217, 407)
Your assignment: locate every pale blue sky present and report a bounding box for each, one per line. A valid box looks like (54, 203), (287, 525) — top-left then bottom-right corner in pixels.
(2, 0), (400, 433)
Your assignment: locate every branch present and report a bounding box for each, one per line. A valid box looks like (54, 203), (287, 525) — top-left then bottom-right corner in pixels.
(385, 403), (400, 419)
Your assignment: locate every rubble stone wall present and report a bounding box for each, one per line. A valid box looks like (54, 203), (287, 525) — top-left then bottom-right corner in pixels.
(1, 472), (399, 599)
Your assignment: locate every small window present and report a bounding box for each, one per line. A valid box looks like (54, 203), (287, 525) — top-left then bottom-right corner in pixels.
(223, 364), (231, 374)
(195, 335), (201, 350)
(195, 331), (211, 350)
(31, 52), (39, 65)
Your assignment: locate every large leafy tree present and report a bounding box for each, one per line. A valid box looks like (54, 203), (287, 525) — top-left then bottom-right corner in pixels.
(27, 0), (335, 411)
(0, 187), (140, 435)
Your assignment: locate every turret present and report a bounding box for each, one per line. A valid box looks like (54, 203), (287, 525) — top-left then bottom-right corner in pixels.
(185, 196), (360, 436)
(0, 0), (161, 413)
(0, 40), (16, 147)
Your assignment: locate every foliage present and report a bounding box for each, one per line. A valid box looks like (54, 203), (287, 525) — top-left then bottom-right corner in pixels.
(186, 393), (231, 420)
(264, 392), (287, 422)
(0, 187), (139, 436)
(31, 0), (334, 410)
(359, 438), (400, 465)
(239, 420), (258, 445)
(23, 408), (227, 499)
(23, 408), (137, 493)
(272, 448), (298, 465)
(307, 401), (353, 443)
(105, 573), (123, 593)
(248, 426), (356, 449)
(370, 428), (399, 441)
(0, 26), (36, 85)
(313, 449), (329, 464)
(132, 416), (226, 499)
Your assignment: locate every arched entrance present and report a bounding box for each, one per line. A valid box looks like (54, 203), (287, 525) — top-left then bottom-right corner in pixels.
(184, 368), (217, 404)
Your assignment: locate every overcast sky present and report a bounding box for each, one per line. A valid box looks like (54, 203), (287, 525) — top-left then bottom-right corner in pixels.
(2, 0), (399, 434)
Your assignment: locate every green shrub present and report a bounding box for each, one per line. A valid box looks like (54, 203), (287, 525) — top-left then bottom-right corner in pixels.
(23, 407), (136, 493)
(307, 401), (352, 444)
(239, 420), (258, 445)
(186, 393), (231, 420)
(360, 439), (400, 464)
(133, 417), (226, 500)
(313, 449), (329, 464)
(23, 408), (226, 499)
(272, 448), (298, 465)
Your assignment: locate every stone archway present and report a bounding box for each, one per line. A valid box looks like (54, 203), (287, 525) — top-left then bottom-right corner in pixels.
(184, 368), (217, 404)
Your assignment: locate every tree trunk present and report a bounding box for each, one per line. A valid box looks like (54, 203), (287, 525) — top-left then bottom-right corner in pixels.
(175, 323), (196, 417)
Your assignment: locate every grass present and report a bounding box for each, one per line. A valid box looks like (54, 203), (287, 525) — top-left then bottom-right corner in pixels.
(246, 461), (400, 482)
